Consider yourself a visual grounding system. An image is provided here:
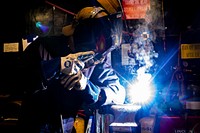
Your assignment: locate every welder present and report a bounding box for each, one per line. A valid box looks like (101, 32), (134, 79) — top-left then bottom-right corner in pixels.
(18, 3), (125, 133)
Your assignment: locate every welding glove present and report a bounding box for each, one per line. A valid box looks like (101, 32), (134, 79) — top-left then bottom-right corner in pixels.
(60, 70), (88, 91)
(60, 51), (95, 74)
(60, 51), (94, 90)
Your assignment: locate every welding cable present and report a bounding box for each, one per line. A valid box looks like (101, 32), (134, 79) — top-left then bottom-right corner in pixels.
(45, 0), (76, 16)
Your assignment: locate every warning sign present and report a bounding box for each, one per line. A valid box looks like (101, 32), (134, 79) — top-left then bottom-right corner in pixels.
(122, 0), (150, 19)
(181, 44), (200, 59)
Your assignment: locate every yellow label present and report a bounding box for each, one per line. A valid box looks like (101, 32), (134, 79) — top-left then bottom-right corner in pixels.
(181, 44), (200, 59)
(74, 117), (85, 133)
(3, 43), (19, 52)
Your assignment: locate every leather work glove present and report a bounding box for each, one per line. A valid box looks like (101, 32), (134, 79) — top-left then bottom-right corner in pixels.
(60, 70), (87, 91)
(60, 51), (95, 90)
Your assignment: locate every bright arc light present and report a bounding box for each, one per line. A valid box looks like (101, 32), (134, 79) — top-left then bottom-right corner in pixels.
(127, 72), (155, 105)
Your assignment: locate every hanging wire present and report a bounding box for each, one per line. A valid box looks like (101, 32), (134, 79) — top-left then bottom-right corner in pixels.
(117, 0), (129, 32)
(161, 0), (166, 52)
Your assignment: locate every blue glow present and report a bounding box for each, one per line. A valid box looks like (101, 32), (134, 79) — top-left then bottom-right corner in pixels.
(35, 22), (49, 33)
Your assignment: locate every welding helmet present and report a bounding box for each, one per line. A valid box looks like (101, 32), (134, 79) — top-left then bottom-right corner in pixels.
(62, 6), (108, 36)
(62, 6), (123, 53)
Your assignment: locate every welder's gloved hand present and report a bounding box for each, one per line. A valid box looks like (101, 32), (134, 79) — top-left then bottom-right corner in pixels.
(60, 51), (94, 90)
(60, 51), (95, 75)
(60, 70), (87, 91)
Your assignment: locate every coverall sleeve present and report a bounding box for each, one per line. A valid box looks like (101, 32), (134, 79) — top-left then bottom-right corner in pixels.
(88, 53), (126, 105)
(39, 58), (102, 106)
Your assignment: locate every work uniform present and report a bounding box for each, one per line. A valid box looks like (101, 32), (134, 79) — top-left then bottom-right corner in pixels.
(19, 5), (125, 132)
(18, 34), (125, 132)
